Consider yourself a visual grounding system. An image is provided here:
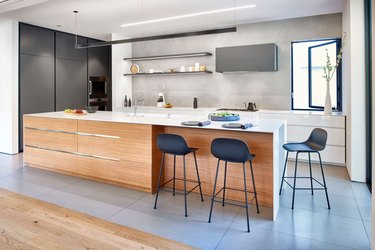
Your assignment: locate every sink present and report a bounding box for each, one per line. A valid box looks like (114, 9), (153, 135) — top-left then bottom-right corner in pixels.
(124, 113), (179, 118)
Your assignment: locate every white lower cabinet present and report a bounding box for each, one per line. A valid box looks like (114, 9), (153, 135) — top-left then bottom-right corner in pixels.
(260, 112), (346, 165)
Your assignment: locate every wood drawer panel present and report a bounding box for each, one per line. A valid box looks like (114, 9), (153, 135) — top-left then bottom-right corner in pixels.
(287, 126), (345, 146)
(24, 116), (77, 132)
(77, 136), (152, 163)
(78, 120), (152, 140)
(24, 128), (77, 152)
(77, 157), (151, 190)
(24, 146), (77, 173)
(287, 145), (346, 165)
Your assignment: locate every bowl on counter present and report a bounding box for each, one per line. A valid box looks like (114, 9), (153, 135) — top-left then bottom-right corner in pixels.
(85, 106), (99, 113)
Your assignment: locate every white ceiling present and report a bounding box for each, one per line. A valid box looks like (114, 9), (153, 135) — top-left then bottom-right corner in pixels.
(0, 0), (345, 40)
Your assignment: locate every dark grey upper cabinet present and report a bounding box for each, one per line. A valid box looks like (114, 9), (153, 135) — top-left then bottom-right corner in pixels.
(88, 38), (109, 77)
(56, 33), (87, 61)
(20, 24), (54, 58)
(216, 44), (278, 72)
(56, 59), (88, 110)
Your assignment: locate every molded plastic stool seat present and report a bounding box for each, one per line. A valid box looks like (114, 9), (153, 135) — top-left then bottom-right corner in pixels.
(154, 133), (204, 217)
(279, 128), (331, 210)
(208, 138), (259, 233)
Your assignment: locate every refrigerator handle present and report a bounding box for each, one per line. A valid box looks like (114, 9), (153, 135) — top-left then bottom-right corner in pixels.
(88, 81), (92, 94)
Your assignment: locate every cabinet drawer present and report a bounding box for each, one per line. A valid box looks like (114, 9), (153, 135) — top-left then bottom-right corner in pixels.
(287, 126), (345, 146)
(24, 116), (77, 132)
(78, 120), (152, 140)
(24, 128), (77, 152)
(77, 157), (151, 190)
(24, 146), (78, 173)
(77, 136), (152, 163)
(287, 145), (345, 165)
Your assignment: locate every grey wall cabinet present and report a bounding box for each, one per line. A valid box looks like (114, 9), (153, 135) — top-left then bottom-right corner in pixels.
(88, 38), (110, 77)
(55, 33), (88, 111)
(20, 24), (54, 57)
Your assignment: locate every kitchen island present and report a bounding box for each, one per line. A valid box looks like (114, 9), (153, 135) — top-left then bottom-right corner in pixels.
(23, 111), (286, 220)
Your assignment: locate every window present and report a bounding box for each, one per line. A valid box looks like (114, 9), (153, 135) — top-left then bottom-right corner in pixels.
(291, 39), (342, 111)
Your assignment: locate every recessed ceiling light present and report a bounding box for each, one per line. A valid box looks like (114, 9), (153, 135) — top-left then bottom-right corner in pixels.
(120, 4), (256, 28)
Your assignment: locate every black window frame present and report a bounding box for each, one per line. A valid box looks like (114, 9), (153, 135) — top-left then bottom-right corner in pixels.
(291, 38), (343, 111)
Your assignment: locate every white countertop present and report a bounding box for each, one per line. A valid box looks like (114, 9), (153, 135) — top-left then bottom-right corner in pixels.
(25, 111), (286, 134)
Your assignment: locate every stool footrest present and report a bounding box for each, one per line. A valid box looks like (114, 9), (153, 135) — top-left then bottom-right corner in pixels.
(213, 187), (257, 200)
(212, 198), (255, 209)
(157, 177), (201, 196)
(282, 177), (327, 191)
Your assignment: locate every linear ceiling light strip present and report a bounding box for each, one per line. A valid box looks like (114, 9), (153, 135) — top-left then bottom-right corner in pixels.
(75, 27), (236, 49)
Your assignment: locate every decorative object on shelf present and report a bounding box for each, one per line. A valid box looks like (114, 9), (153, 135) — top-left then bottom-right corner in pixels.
(130, 64), (140, 74)
(157, 92), (165, 108)
(163, 103), (173, 108)
(322, 33), (346, 115)
(193, 97), (199, 109)
(199, 65), (207, 71)
(195, 63), (200, 71)
(209, 112), (240, 121)
(124, 95), (128, 107)
(188, 67), (193, 72)
(128, 98), (131, 107)
(168, 68), (177, 73)
(124, 71), (212, 76)
(149, 69), (154, 73)
(180, 65), (186, 72)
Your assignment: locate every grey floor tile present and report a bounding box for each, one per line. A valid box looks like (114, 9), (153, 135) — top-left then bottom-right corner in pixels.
(356, 198), (371, 221)
(108, 199), (232, 250)
(363, 220), (371, 243)
(7, 167), (80, 189)
(258, 208), (370, 250)
(141, 190), (241, 222)
(0, 175), (54, 198)
(38, 190), (126, 220)
(216, 226), (359, 250)
(0, 167), (21, 178)
(351, 182), (371, 200)
(59, 181), (141, 207)
(279, 191), (361, 219)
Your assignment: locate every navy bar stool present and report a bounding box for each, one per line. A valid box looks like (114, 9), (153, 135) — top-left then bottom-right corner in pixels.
(279, 128), (331, 209)
(208, 138), (259, 233)
(154, 133), (204, 217)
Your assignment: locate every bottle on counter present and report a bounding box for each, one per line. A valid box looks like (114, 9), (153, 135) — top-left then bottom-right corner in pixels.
(193, 97), (198, 109)
(124, 95), (128, 107)
(128, 98), (132, 107)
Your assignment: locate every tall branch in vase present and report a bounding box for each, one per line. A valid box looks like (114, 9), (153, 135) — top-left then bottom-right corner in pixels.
(322, 32), (346, 114)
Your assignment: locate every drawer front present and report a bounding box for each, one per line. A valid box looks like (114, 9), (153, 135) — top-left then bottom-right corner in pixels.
(24, 146), (78, 173)
(77, 156), (151, 190)
(24, 116), (77, 132)
(78, 120), (152, 140)
(287, 126), (345, 146)
(24, 128), (78, 152)
(287, 145), (345, 165)
(260, 113), (345, 128)
(77, 135), (152, 163)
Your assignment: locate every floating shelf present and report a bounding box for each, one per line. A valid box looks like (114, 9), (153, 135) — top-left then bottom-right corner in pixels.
(124, 52), (212, 61)
(124, 71), (213, 76)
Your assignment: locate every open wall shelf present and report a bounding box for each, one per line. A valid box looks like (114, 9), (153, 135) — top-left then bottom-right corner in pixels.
(123, 52), (212, 61)
(124, 71), (212, 76)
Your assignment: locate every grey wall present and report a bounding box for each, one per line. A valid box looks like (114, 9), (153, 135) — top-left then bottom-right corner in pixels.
(131, 14), (342, 109)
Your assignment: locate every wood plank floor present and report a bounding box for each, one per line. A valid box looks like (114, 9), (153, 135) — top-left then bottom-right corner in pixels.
(0, 188), (196, 250)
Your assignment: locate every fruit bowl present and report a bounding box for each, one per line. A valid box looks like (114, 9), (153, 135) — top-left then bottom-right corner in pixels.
(85, 106), (99, 113)
(208, 112), (240, 121)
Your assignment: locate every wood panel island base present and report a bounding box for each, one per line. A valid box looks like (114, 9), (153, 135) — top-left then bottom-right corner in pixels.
(23, 112), (286, 220)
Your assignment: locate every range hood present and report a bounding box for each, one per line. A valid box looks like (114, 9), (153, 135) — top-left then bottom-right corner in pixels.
(216, 43), (278, 72)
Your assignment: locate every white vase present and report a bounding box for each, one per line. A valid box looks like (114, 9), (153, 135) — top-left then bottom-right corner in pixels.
(324, 79), (332, 115)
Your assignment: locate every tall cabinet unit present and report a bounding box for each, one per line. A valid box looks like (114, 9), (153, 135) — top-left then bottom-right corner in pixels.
(55, 33), (88, 111)
(18, 23), (111, 152)
(19, 24), (55, 151)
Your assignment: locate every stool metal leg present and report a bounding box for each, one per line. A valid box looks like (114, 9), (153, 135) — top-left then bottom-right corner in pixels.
(154, 153), (165, 209)
(183, 155), (188, 217)
(222, 161), (228, 207)
(249, 160), (259, 214)
(317, 152), (331, 209)
(193, 151), (204, 202)
(279, 151), (289, 195)
(173, 154), (176, 196)
(291, 152), (299, 210)
(308, 152), (314, 195)
(208, 159), (220, 223)
(243, 162), (250, 233)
